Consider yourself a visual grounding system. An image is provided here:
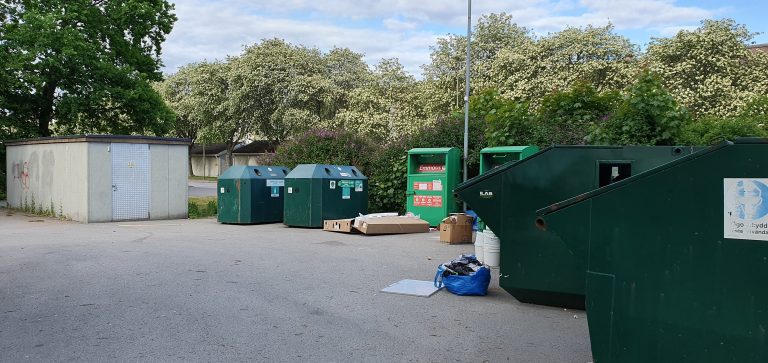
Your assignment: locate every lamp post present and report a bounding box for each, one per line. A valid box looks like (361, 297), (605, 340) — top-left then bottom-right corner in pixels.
(462, 0), (472, 210)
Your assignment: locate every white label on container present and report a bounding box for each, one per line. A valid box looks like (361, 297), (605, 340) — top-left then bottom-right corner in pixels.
(724, 178), (768, 241)
(418, 183), (428, 190)
(340, 172), (350, 177)
(330, 181), (336, 189)
(266, 179), (284, 187)
(220, 187), (225, 193)
(287, 187), (293, 194)
(432, 180), (443, 191)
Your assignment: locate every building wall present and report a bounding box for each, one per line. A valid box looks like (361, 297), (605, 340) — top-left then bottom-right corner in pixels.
(233, 154), (263, 166)
(149, 144), (188, 220)
(87, 142), (113, 222)
(191, 155), (220, 177)
(6, 143), (90, 222)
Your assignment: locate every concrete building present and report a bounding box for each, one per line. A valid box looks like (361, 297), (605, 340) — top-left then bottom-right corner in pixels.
(232, 140), (277, 167)
(190, 143), (226, 178)
(190, 140), (277, 177)
(748, 43), (768, 54)
(6, 135), (190, 223)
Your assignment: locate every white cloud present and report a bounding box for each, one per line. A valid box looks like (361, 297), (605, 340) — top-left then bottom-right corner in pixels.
(383, 18), (418, 31)
(161, 0), (721, 76)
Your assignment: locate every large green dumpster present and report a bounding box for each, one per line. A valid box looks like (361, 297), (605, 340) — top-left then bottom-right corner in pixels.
(538, 139), (768, 362)
(479, 146), (539, 174)
(455, 145), (700, 308)
(217, 165), (290, 224)
(283, 164), (368, 228)
(406, 147), (461, 226)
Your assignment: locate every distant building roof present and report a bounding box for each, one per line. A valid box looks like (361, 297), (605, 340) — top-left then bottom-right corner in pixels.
(190, 143), (228, 155)
(748, 43), (768, 53)
(233, 140), (277, 154)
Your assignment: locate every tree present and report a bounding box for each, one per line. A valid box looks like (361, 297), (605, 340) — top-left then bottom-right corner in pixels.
(536, 81), (620, 145)
(490, 24), (638, 105)
(0, 0), (177, 137)
(590, 71), (689, 145)
(469, 90), (536, 147)
(333, 58), (426, 141)
(421, 13), (531, 118)
(227, 39), (336, 143)
(645, 19), (768, 117)
(154, 63), (222, 174)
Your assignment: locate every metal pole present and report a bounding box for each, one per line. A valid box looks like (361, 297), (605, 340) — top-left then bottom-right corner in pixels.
(462, 0), (472, 211)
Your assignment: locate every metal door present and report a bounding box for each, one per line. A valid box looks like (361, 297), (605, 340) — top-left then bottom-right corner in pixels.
(111, 143), (150, 220)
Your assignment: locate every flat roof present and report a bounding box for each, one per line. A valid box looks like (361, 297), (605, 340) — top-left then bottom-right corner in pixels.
(5, 134), (191, 146)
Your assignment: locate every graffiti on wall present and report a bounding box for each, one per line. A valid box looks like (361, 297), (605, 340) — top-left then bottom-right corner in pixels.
(12, 161), (30, 190)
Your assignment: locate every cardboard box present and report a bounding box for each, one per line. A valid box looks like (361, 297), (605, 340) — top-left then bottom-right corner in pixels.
(439, 213), (475, 244)
(323, 219), (355, 233)
(356, 216), (430, 235)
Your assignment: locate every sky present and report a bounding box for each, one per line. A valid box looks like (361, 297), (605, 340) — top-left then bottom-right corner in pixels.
(161, 0), (768, 77)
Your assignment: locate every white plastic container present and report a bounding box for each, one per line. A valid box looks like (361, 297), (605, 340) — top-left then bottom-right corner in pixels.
(483, 227), (501, 267)
(474, 230), (485, 263)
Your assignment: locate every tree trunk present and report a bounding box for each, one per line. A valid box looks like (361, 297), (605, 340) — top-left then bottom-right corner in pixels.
(226, 142), (235, 167)
(37, 81), (58, 137)
(188, 144), (194, 176)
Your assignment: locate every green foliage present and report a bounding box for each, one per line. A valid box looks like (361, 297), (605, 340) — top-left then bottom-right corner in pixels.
(333, 58), (426, 141)
(422, 13), (531, 116)
(271, 129), (377, 172)
(590, 71), (689, 145)
(188, 196), (217, 219)
(490, 24), (637, 105)
(678, 116), (768, 145)
(470, 90), (536, 147)
(536, 82), (620, 145)
(0, 0), (177, 137)
(646, 19), (768, 117)
(367, 150), (408, 214)
(741, 96), (768, 119)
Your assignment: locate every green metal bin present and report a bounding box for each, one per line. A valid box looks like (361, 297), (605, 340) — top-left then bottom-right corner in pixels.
(455, 145), (700, 308)
(538, 139), (768, 362)
(406, 147), (461, 226)
(217, 165), (290, 224)
(283, 164), (368, 228)
(479, 146), (539, 174)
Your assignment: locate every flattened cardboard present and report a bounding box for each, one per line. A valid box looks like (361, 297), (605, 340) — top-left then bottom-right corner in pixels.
(356, 216), (430, 235)
(323, 219), (355, 233)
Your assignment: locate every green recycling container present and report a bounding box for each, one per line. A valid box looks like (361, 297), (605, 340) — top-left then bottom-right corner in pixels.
(455, 145), (701, 308)
(476, 145), (539, 230)
(538, 139), (768, 363)
(479, 146), (539, 174)
(406, 147), (461, 226)
(283, 164), (368, 228)
(217, 165), (290, 224)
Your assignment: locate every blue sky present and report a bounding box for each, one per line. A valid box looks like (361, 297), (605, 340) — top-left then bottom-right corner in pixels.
(161, 0), (768, 77)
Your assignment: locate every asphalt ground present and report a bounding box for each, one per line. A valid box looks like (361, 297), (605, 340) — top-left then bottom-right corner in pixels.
(0, 211), (592, 362)
(188, 180), (217, 197)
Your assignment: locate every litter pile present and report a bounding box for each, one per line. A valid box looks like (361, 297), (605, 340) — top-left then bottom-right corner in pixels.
(434, 254), (491, 296)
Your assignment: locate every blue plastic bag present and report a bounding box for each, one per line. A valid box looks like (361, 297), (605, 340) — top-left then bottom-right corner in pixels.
(434, 261), (491, 296)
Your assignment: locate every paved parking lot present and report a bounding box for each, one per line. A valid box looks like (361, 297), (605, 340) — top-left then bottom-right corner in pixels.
(0, 211), (591, 362)
(188, 180), (217, 197)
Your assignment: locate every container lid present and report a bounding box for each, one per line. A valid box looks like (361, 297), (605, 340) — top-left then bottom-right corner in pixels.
(219, 165), (290, 180)
(480, 146), (537, 154)
(408, 147), (459, 155)
(285, 164), (367, 179)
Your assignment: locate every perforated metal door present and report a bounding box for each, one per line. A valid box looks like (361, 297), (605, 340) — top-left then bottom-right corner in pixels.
(111, 143), (150, 220)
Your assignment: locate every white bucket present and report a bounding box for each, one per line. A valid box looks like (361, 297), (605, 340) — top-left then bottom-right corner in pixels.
(484, 227), (501, 267)
(474, 231), (485, 264)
